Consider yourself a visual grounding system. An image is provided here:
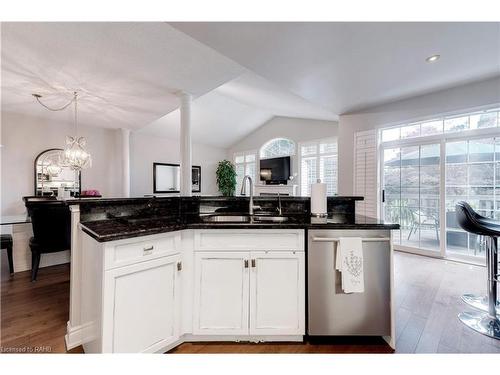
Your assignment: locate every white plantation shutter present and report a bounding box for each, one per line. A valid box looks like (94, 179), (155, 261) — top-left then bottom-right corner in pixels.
(300, 139), (337, 196)
(354, 130), (378, 218)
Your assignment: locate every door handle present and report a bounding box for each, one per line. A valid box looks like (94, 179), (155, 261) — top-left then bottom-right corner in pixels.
(177, 261), (182, 271)
(251, 259), (256, 268)
(244, 259), (249, 268)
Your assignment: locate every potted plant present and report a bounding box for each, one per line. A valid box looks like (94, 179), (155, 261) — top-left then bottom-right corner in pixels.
(216, 160), (237, 196)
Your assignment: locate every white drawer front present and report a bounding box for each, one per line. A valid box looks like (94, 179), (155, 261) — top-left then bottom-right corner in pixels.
(104, 232), (181, 269)
(194, 229), (304, 252)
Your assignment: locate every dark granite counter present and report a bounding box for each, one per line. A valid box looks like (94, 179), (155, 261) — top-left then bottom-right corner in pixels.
(24, 194), (398, 242)
(80, 214), (399, 242)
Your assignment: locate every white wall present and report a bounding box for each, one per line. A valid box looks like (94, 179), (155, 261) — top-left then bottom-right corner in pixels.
(130, 132), (227, 197)
(338, 76), (500, 195)
(228, 116), (338, 183)
(1, 111), (122, 216)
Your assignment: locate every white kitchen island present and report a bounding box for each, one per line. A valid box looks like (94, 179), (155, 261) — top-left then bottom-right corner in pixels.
(69, 227), (305, 353)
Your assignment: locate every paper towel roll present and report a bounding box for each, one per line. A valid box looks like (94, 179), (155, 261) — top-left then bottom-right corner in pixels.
(311, 180), (327, 215)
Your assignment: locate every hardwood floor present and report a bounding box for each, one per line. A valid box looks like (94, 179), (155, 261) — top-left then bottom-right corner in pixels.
(1, 251), (499, 353)
(394, 252), (500, 353)
(0, 258), (83, 353)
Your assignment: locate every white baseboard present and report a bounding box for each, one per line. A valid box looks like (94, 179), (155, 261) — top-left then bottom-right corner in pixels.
(65, 321), (96, 350)
(182, 334), (304, 343)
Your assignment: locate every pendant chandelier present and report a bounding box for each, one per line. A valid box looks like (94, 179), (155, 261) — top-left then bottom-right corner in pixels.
(33, 91), (92, 171)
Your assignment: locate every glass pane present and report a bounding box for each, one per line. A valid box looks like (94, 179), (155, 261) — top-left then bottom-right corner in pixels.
(261, 138), (295, 158)
(446, 137), (497, 258)
(444, 116), (469, 133)
(300, 157), (317, 196)
(469, 138), (494, 162)
(301, 144), (317, 156)
(319, 155), (337, 195)
(234, 155), (244, 164)
(418, 209), (440, 251)
(245, 162), (255, 182)
(421, 120), (443, 136)
(446, 141), (467, 163)
(400, 123), (420, 139)
(319, 141), (337, 154)
(382, 128), (400, 142)
(235, 164), (245, 195)
(470, 112), (497, 129)
(245, 154), (255, 162)
(469, 163), (494, 186)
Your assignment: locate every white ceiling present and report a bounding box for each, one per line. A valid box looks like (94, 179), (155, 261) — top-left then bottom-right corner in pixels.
(1, 22), (244, 129)
(138, 71), (338, 148)
(171, 22), (500, 114)
(2, 22), (499, 148)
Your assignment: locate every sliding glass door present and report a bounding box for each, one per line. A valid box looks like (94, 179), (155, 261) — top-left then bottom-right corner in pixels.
(382, 144), (441, 253)
(380, 107), (500, 261)
(445, 137), (500, 257)
(382, 135), (500, 260)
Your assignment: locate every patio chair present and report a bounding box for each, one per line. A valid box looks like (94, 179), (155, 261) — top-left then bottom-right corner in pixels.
(407, 209), (439, 241)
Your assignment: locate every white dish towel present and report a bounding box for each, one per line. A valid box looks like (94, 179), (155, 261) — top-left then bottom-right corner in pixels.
(335, 237), (365, 293)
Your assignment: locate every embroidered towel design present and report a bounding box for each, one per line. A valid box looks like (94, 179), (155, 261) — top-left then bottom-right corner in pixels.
(335, 237), (365, 293)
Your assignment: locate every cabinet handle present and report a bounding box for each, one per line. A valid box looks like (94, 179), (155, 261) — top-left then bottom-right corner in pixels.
(251, 259), (256, 268)
(143, 245), (154, 254)
(177, 261), (182, 271)
(244, 259), (249, 268)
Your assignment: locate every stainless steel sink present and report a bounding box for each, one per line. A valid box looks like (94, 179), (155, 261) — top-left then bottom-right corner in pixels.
(253, 215), (289, 223)
(201, 215), (251, 223)
(200, 215), (289, 223)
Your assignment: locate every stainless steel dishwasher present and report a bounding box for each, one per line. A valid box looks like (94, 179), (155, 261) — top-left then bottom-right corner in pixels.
(308, 229), (393, 337)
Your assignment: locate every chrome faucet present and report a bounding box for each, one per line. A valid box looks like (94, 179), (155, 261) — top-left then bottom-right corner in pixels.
(241, 175), (260, 215)
(276, 193), (282, 216)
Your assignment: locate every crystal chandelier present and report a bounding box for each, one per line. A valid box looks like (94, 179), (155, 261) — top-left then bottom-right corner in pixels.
(33, 91), (92, 171)
(60, 93), (92, 170)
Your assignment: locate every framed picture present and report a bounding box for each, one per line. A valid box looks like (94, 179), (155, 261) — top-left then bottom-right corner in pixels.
(153, 163), (201, 193)
(192, 165), (201, 193)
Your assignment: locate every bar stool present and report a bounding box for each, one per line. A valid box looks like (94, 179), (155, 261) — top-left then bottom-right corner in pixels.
(456, 201), (500, 339)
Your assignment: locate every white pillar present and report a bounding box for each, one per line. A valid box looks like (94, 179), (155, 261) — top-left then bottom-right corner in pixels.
(121, 128), (131, 197)
(180, 92), (192, 196)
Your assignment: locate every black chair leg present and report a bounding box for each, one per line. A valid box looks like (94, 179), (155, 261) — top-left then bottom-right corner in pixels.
(31, 251), (41, 282)
(6, 244), (14, 275)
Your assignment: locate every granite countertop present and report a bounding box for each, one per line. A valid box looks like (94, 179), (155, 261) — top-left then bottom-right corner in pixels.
(80, 214), (399, 242)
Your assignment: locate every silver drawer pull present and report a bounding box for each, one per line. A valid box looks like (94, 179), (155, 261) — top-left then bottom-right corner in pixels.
(143, 245), (154, 255)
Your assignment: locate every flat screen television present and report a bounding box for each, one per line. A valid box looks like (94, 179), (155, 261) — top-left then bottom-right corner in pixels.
(259, 156), (291, 185)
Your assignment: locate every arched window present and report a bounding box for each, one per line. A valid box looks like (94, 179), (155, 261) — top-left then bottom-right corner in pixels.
(260, 138), (295, 159)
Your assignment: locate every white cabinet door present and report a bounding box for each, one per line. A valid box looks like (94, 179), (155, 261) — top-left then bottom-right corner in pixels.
(249, 251), (305, 335)
(193, 252), (250, 335)
(103, 254), (181, 353)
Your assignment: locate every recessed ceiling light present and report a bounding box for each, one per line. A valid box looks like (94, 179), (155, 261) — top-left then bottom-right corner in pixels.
(426, 54), (440, 63)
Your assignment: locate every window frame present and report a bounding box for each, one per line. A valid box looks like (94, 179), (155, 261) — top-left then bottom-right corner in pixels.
(379, 105), (500, 265)
(298, 138), (338, 196)
(259, 137), (296, 160)
(233, 150), (258, 196)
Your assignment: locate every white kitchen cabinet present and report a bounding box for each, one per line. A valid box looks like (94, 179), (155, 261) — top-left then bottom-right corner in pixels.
(193, 248), (305, 337)
(249, 251), (305, 335)
(102, 253), (182, 353)
(193, 252), (250, 335)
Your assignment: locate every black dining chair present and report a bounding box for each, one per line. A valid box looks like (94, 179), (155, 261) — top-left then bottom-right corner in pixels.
(1, 234), (14, 275)
(26, 202), (71, 281)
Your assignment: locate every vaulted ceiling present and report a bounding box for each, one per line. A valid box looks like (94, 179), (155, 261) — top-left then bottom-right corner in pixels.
(171, 22), (500, 114)
(2, 22), (499, 148)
